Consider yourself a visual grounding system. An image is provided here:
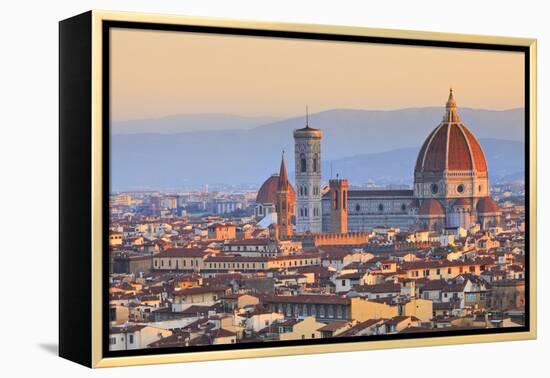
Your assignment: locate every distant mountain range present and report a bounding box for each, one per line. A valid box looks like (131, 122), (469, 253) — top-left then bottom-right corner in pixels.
(113, 114), (282, 134)
(110, 108), (525, 191)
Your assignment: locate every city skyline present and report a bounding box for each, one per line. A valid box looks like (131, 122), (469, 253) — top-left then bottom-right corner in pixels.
(108, 27), (527, 353)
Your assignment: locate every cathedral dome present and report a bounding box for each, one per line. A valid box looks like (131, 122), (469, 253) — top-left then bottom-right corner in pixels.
(256, 175), (280, 204)
(256, 174), (296, 204)
(415, 89), (488, 174)
(476, 196), (501, 214)
(418, 199), (445, 216)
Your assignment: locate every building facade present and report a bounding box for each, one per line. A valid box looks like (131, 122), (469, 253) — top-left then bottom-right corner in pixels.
(257, 90), (502, 235)
(321, 90), (502, 233)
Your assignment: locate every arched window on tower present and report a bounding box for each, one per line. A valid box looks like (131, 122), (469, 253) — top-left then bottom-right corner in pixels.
(304, 186), (308, 196)
(334, 190), (339, 210)
(300, 153), (306, 173)
(343, 190), (347, 210)
(313, 154), (318, 173)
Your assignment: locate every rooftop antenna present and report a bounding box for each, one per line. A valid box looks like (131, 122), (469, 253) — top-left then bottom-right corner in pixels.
(306, 105), (309, 127)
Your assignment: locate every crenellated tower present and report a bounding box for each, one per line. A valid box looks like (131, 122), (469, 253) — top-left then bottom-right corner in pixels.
(329, 178), (348, 234)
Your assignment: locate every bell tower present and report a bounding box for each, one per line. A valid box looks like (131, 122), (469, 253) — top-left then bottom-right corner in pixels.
(294, 108), (322, 233)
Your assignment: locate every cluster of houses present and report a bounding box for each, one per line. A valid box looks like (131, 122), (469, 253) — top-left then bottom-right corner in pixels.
(108, 197), (526, 351)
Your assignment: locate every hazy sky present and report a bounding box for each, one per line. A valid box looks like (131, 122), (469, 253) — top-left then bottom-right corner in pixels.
(111, 28), (524, 122)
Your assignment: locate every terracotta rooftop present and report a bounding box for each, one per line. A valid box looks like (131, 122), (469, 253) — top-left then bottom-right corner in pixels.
(477, 196), (501, 214)
(418, 199), (445, 216)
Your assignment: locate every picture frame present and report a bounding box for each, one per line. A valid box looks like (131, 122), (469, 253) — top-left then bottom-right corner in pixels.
(59, 10), (537, 368)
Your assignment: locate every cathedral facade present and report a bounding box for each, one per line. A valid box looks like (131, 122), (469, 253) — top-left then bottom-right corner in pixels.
(256, 90), (502, 234)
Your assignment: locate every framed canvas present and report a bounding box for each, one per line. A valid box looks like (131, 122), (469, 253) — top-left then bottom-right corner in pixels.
(59, 10), (537, 368)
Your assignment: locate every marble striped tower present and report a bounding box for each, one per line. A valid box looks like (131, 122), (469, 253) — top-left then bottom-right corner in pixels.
(294, 110), (322, 233)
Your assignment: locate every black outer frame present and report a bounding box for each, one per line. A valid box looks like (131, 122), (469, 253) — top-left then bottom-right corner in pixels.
(59, 11), (531, 368)
(59, 11), (93, 367)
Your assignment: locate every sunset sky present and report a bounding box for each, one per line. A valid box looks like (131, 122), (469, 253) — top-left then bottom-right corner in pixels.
(110, 28), (524, 122)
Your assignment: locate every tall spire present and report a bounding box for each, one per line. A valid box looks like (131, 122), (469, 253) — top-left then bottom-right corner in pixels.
(278, 150), (290, 191)
(305, 105), (309, 127)
(443, 87), (460, 122)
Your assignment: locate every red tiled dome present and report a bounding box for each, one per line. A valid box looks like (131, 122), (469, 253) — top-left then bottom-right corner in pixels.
(476, 197), (501, 214)
(256, 174), (296, 204)
(256, 175), (279, 204)
(418, 199), (445, 216)
(415, 90), (488, 174)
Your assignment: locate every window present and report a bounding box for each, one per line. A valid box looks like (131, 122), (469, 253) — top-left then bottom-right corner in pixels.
(300, 153), (306, 172)
(341, 279), (346, 286)
(401, 203), (407, 211)
(313, 154), (318, 172)
(109, 337), (116, 345)
(343, 191), (347, 209)
(378, 203), (384, 212)
(457, 184), (464, 193)
(355, 204), (361, 212)
(334, 190), (339, 209)
(128, 334), (134, 344)
(431, 183), (439, 195)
